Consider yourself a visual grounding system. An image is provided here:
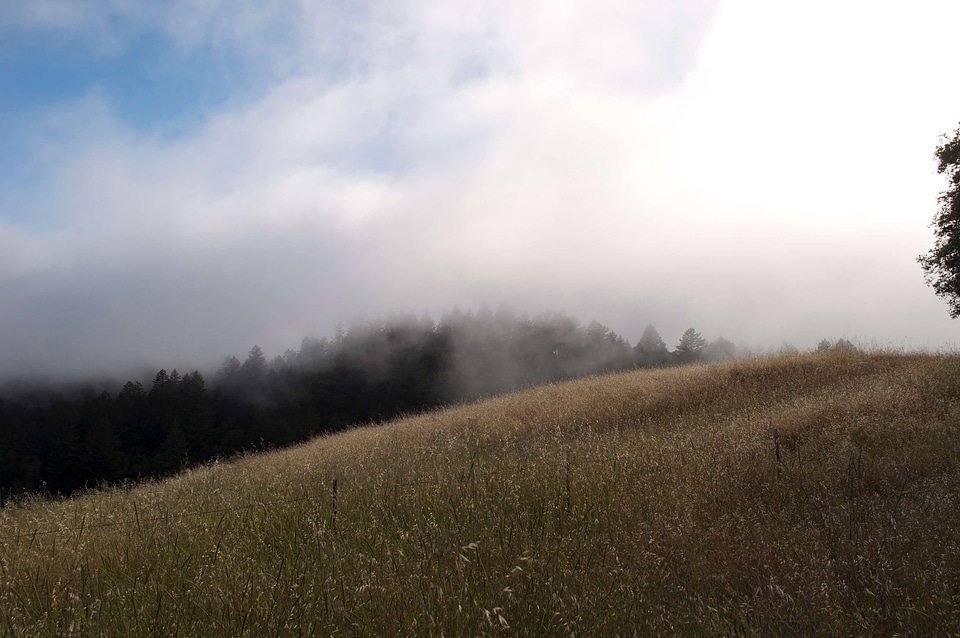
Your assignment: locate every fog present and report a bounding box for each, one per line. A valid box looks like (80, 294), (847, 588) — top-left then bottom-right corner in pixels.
(1, 0), (959, 381)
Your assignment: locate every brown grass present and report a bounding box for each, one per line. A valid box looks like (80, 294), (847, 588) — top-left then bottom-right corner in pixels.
(2, 350), (960, 635)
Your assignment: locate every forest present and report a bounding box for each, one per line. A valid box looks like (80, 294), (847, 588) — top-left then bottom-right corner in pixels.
(0, 309), (738, 501)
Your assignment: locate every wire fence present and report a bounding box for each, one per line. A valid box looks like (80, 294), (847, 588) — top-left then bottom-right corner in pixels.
(0, 458), (575, 544)
(0, 473), (502, 544)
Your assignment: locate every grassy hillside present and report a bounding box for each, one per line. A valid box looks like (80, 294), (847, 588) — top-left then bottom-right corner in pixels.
(2, 351), (960, 635)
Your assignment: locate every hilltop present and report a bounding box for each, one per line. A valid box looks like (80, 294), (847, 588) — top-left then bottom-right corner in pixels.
(0, 311), (722, 499)
(2, 350), (960, 635)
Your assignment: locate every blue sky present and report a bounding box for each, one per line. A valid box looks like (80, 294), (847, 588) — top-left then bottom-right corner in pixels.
(0, 31), (239, 219)
(0, 26), (220, 129)
(0, 1), (289, 227)
(1, 0), (960, 379)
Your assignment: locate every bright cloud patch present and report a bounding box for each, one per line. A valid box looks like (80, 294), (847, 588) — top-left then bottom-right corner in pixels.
(0, 0), (958, 378)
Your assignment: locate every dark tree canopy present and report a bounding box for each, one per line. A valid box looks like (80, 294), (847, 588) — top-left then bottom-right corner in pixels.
(0, 310), (646, 501)
(0, 309), (747, 502)
(919, 123), (960, 316)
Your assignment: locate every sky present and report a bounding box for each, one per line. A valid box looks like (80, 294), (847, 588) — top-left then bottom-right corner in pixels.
(1, 0), (959, 380)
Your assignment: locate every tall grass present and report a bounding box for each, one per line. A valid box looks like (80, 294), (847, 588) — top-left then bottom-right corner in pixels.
(2, 350), (960, 635)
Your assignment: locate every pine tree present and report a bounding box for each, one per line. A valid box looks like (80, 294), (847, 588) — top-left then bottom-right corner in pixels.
(703, 336), (737, 362)
(634, 325), (670, 368)
(675, 328), (707, 365)
(154, 419), (187, 474)
(85, 416), (128, 483)
(242, 346), (267, 379)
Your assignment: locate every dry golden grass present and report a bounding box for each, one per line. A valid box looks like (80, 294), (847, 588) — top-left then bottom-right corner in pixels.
(2, 350), (960, 635)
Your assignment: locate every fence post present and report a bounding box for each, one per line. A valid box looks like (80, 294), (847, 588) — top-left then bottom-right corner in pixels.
(773, 428), (782, 481)
(332, 479), (339, 529)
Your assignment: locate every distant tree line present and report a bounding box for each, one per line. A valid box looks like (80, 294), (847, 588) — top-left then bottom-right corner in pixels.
(0, 309), (740, 502)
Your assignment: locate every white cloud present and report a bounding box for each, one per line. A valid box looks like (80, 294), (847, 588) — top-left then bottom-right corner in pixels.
(3, 0), (960, 379)
(663, 0), (960, 221)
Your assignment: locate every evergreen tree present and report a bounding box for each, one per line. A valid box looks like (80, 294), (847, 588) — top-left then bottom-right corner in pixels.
(154, 419), (188, 474)
(834, 338), (857, 351)
(180, 371), (216, 459)
(703, 336), (737, 362)
(117, 381), (146, 406)
(85, 416), (128, 483)
(238, 345), (268, 404)
(242, 345), (267, 380)
(634, 325), (670, 368)
(46, 420), (82, 493)
(220, 356), (242, 382)
(297, 336), (331, 369)
(150, 369), (170, 396)
(675, 328), (707, 365)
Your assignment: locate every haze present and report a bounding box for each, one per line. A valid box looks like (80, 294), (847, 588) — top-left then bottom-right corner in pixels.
(2, 0), (959, 380)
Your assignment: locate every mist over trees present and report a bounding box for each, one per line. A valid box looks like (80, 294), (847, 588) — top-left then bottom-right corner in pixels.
(0, 308), (749, 501)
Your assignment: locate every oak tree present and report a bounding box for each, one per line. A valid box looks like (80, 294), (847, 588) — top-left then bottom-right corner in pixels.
(919, 124), (960, 316)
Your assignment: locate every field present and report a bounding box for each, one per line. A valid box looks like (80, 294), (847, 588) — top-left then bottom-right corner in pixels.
(2, 350), (960, 635)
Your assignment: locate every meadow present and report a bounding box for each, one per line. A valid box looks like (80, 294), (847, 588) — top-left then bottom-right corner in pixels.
(2, 350), (960, 635)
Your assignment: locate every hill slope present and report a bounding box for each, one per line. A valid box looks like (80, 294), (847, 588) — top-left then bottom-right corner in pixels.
(2, 351), (960, 635)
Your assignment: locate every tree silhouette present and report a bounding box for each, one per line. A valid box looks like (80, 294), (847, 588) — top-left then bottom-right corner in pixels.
(675, 328), (707, 365)
(703, 336), (737, 362)
(220, 356), (242, 382)
(919, 123), (960, 316)
(85, 416), (128, 482)
(154, 419), (188, 474)
(634, 325), (670, 368)
(242, 345), (267, 380)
